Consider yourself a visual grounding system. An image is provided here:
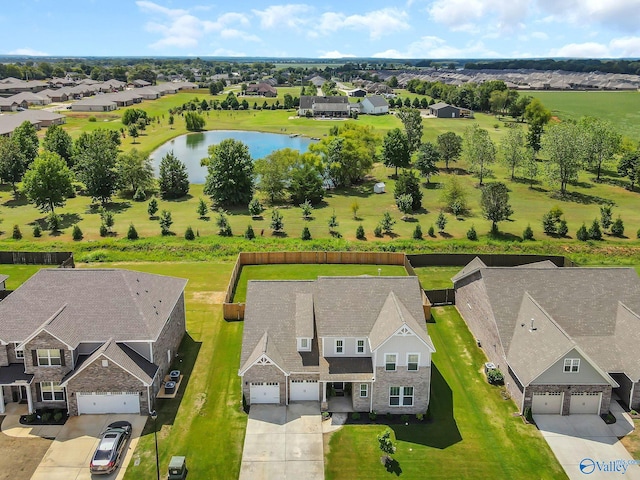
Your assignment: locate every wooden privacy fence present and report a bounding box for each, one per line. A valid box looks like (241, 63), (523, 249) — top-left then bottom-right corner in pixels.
(0, 251), (74, 267)
(222, 251), (575, 320)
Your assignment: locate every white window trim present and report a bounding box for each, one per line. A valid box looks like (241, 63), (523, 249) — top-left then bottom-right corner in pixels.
(360, 384), (368, 398)
(40, 381), (64, 401)
(356, 338), (366, 355)
(37, 349), (61, 367)
(385, 353), (397, 371)
(389, 386), (414, 407)
(14, 342), (24, 359)
(298, 338), (311, 352)
(407, 353), (420, 372)
(563, 358), (580, 373)
(334, 339), (344, 355)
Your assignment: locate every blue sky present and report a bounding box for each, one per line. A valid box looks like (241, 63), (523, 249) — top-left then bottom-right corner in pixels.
(2, 0), (640, 58)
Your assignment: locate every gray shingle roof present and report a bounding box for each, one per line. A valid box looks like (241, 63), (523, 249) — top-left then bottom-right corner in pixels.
(0, 269), (187, 346)
(364, 95), (388, 107)
(295, 293), (314, 338)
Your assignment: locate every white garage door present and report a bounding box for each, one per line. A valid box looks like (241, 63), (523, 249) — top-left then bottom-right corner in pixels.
(570, 392), (601, 414)
(250, 382), (280, 404)
(77, 392), (140, 415)
(290, 380), (319, 401)
(532, 392), (563, 414)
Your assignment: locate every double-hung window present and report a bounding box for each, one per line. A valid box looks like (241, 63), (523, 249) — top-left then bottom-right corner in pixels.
(360, 384), (368, 398)
(37, 349), (61, 366)
(389, 386), (401, 405)
(385, 354), (397, 371)
(407, 354), (419, 371)
(335, 339), (344, 354)
(14, 343), (24, 359)
(40, 381), (64, 401)
(563, 358), (580, 373)
(356, 339), (366, 354)
(389, 386), (414, 407)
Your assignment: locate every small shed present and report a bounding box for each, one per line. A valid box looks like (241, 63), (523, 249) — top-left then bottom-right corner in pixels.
(374, 182), (386, 194)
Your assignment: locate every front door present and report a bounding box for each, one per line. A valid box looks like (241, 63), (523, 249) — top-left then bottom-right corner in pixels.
(18, 386), (28, 404)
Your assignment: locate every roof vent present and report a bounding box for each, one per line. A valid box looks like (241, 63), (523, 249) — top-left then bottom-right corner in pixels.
(530, 319), (537, 332)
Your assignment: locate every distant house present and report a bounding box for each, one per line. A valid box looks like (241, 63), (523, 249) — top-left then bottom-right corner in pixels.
(8, 92), (50, 106)
(0, 110), (65, 136)
(38, 88), (69, 102)
(359, 95), (389, 115)
(429, 102), (472, 118)
(347, 88), (367, 98)
(132, 79), (152, 88)
(298, 96), (349, 118)
(246, 82), (277, 97)
(71, 97), (117, 112)
(0, 97), (19, 112)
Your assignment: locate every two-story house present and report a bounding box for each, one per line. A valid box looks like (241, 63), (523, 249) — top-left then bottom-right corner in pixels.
(239, 276), (435, 414)
(0, 269), (187, 416)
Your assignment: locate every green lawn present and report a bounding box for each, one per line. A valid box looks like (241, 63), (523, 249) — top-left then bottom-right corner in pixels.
(413, 266), (460, 290)
(324, 306), (566, 479)
(232, 263), (407, 302)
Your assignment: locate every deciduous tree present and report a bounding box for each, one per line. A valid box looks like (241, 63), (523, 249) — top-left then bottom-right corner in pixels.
(204, 139), (254, 206)
(464, 124), (496, 186)
(396, 108), (423, 153)
(501, 126), (527, 180)
(12, 121), (39, 165)
(414, 142), (439, 184)
(22, 151), (74, 214)
(437, 132), (463, 171)
(159, 151), (190, 199)
(73, 129), (119, 204)
(480, 182), (513, 233)
(542, 122), (583, 194)
(382, 128), (411, 177)
(0, 136), (26, 196)
(579, 117), (621, 182)
(116, 148), (154, 195)
(43, 124), (73, 166)
(255, 148), (297, 204)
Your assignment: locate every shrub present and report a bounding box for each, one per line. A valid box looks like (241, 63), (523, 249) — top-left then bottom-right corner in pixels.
(127, 223), (139, 240)
(524, 407), (533, 423)
(196, 198), (209, 219)
(557, 219), (568, 237)
(300, 199), (313, 219)
(147, 198), (159, 218)
(374, 225), (383, 237)
(487, 369), (504, 385)
(72, 225), (83, 241)
(33, 224), (41, 237)
(185, 226), (195, 240)
(328, 210), (339, 232)
(216, 213), (233, 236)
(270, 209), (284, 233)
(394, 169), (422, 210)
(47, 212), (61, 232)
(248, 198), (264, 217)
(88, 116), (97, 122)
(466, 225), (478, 241)
(577, 223), (589, 241)
(25, 413), (36, 423)
(53, 411), (63, 422)
(369, 411), (377, 420)
(541, 212), (556, 235)
(428, 225), (435, 237)
(413, 224), (423, 240)
(401, 414), (409, 423)
(356, 224), (366, 240)
(450, 201), (464, 218)
(99, 224), (108, 237)
(611, 217), (624, 237)
(637, 228), (640, 239)
(588, 219), (602, 240)
(301, 226), (312, 240)
(99, 208), (115, 234)
(351, 200), (360, 219)
(351, 412), (361, 420)
(380, 212), (395, 234)
(523, 224), (534, 240)
(244, 224), (255, 240)
(159, 210), (173, 235)
(436, 212), (447, 232)
(416, 413), (424, 421)
(133, 187), (146, 201)
(12, 225), (22, 240)
(41, 412), (52, 422)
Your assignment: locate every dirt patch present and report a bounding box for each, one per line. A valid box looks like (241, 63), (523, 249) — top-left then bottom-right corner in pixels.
(192, 291), (226, 304)
(620, 419), (640, 458)
(0, 418), (52, 480)
(194, 392), (207, 416)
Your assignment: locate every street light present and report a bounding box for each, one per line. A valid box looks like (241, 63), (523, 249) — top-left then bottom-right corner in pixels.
(150, 410), (160, 480)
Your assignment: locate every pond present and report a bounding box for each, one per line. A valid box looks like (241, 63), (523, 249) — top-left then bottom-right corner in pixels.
(150, 130), (316, 184)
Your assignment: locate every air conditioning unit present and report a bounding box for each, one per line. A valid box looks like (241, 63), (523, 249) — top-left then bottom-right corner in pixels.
(164, 381), (176, 395)
(169, 370), (180, 382)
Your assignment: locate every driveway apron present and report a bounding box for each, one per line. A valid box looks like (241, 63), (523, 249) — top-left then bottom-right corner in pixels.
(534, 412), (640, 480)
(240, 402), (324, 480)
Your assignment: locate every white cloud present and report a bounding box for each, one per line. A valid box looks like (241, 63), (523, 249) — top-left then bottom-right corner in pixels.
(317, 8), (410, 39)
(319, 50), (356, 58)
(209, 48), (247, 57)
(531, 31), (549, 40)
(536, 0), (640, 32)
(137, 1), (250, 50)
(252, 4), (312, 30)
(609, 36), (640, 56)
(373, 36), (499, 58)
(548, 42), (611, 57)
(428, 0), (529, 35)
(220, 29), (261, 42)
(7, 47), (49, 56)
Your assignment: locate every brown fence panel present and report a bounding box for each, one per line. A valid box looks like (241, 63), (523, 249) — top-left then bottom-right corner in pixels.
(425, 289), (456, 305)
(406, 253), (568, 268)
(0, 251), (73, 266)
(223, 303), (245, 321)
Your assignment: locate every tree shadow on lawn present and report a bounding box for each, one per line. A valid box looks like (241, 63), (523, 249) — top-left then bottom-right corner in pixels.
(32, 213), (82, 231)
(164, 194), (194, 203)
(86, 201), (132, 214)
(3, 194), (29, 208)
(551, 191), (615, 206)
(423, 182), (441, 190)
(391, 364), (462, 449)
(140, 333), (202, 435)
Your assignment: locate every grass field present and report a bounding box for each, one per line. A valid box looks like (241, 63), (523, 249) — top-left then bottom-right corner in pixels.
(324, 306), (566, 480)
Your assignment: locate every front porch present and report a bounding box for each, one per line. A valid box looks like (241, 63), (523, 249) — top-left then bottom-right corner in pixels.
(0, 364), (34, 414)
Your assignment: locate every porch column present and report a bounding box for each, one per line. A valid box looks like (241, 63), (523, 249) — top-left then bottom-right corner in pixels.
(0, 388), (5, 414)
(322, 381), (327, 403)
(25, 384), (34, 414)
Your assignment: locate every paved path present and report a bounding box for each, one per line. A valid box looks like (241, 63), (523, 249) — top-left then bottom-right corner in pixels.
(240, 402), (324, 480)
(30, 414), (146, 480)
(535, 408), (640, 480)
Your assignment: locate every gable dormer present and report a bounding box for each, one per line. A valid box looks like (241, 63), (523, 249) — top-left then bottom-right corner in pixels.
(295, 293), (314, 352)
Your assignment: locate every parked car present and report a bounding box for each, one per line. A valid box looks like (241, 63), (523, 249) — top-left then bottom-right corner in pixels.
(89, 421), (132, 475)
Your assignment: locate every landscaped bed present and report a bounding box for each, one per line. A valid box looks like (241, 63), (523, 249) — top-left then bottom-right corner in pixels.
(20, 408), (68, 426)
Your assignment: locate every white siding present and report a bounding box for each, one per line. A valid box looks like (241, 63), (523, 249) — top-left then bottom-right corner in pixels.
(123, 342), (153, 362)
(531, 349), (610, 385)
(322, 337), (370, 357)
(374, 335), (431, 368)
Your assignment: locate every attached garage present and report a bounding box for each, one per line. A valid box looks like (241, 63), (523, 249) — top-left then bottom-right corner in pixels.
(250, 382), (280, 404)
(290, 380), (319, 401)
(570, 392), (601, 414)
(76, 392), (140, 415)
(531, 392), (563, 414)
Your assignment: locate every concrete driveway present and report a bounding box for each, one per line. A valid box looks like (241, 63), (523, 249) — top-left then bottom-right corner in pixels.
(535, 410), (640, 480)
(240, 402), (324, 480)
(31, 414), (146, 480)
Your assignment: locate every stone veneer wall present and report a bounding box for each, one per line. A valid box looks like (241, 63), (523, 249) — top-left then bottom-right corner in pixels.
(631, 382), (640, 411)
(352, 382), (372, 412)
(24, 331), (73, 411)
(66, 357), (147, 415)
(242, 364), (287, 406)
(524, 384), (612, 415)
(0, 345), (8, 367)
(371, 366), (430, 415)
